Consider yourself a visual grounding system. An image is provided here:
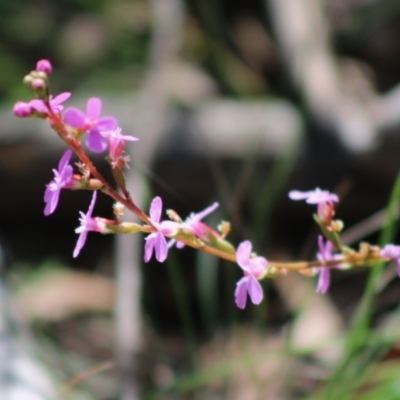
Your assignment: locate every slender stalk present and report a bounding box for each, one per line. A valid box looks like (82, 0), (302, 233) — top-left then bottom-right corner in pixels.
(46, 107), (154, 227)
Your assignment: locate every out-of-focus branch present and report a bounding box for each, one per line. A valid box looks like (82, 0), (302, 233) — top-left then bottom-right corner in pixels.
(114, 1), (184, 400)
(266, 0), (400, 152)
(0, 253), (55, 400)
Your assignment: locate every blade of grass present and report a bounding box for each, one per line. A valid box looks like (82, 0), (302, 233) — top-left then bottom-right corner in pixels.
(319, 171), (400, 399)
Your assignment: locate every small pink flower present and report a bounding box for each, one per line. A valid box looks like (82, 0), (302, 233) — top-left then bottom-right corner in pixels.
(73, 191), (106, 258)
(235, 241), (268, 309)
(316, 236), (333, 294)
(380, 244), (400, 276)
(29, 92), (71, 115)
(169, 202), (219, 249)
(101, 127), (138, 167)
(315, 235), (343, 293)
(144, 197), (179, 263)
(44, 150), (74, 216)
(64, 97), (117, 153)
(289, 187), (339, 223)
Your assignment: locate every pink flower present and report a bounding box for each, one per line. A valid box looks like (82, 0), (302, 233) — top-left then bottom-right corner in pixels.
(288, 187), (339, 223)
(380, 244), (400, 276)
(315, 235), (344, 293)
(101, 127), (138, 167)
(73, 191), (106, 258)
(63, 97), (117, 153)
(144, 197), (179, 263)
(169, 202), (219, 249)
(316, 235), (335, 294)
(235, 241), (268, 309)
(29, 92), (71, 115)
(44, 150), (74, 216)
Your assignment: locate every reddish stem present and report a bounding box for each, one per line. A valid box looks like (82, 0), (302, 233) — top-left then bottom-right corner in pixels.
(46, 104), (154, 228)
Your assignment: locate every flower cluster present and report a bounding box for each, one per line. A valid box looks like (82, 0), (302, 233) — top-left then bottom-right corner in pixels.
(13, 60), (400, 310)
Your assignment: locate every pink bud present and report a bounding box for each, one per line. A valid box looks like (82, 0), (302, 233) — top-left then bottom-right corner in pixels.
(31, 78), (45, 91)
(36, 59), (52, 75)
(13, 101), (32, 118)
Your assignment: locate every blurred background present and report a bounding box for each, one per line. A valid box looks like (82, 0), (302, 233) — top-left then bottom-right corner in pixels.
(2, 0), (400, 399)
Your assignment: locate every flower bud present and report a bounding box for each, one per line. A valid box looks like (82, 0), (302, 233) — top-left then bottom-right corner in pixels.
(23, 74), (33, 86)
(31, 77), (46, 91)
(218, 221), (231, 238)
(329, 219), (344, 233)
(36, 59), (52, 75)
(166, 209), (182, 222)
(13, 101), (33, 118)
(113, 202), (124, 221)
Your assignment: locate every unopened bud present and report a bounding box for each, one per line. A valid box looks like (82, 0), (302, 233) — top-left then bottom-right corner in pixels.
(13, 101), (32, 118)
(299, 268), (316, 277)
(329, 219), (344, 233)
(31, 77), (45, 91)
(266, 265), (287, 278)
(36, 59), (52, 75)
(166, 209), (182, 223)
(23, 74), (33, 86)
(113, 202), (124, 221)
(218, 221), (231, 238)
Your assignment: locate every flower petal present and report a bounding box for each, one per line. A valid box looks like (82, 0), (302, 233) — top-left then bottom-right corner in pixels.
(72, 192), (97, 258)
(289, 188), (339, 204)
(236, 240), (252, 270)
(191, 202), (219, 223)
(235, 277), (249, 309)
(316, 267), (331, 294)
(288, 190), (312, 200)
(73, 230), (88, 258)
(86, 97), (102, 119)
(306, 189), (338, 204)
(97, 116), (118, 131)
(86, 129), (107, 153)
(44, 187), (59, 216)
(247, 276), (263, 305)
(144, 234), (156, 262)
(64, 107), (86, 127)
(149, 196), (163, 223)
(154, 232), (168, 262)
(87, 191), (97, 217)
(58, 149), (73, 171)
(29, 99), (47, 113)
(52, 92), (71, 105)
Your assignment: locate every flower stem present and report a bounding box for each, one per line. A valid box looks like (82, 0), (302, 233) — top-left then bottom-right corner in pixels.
(48, 108), (154, 228)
